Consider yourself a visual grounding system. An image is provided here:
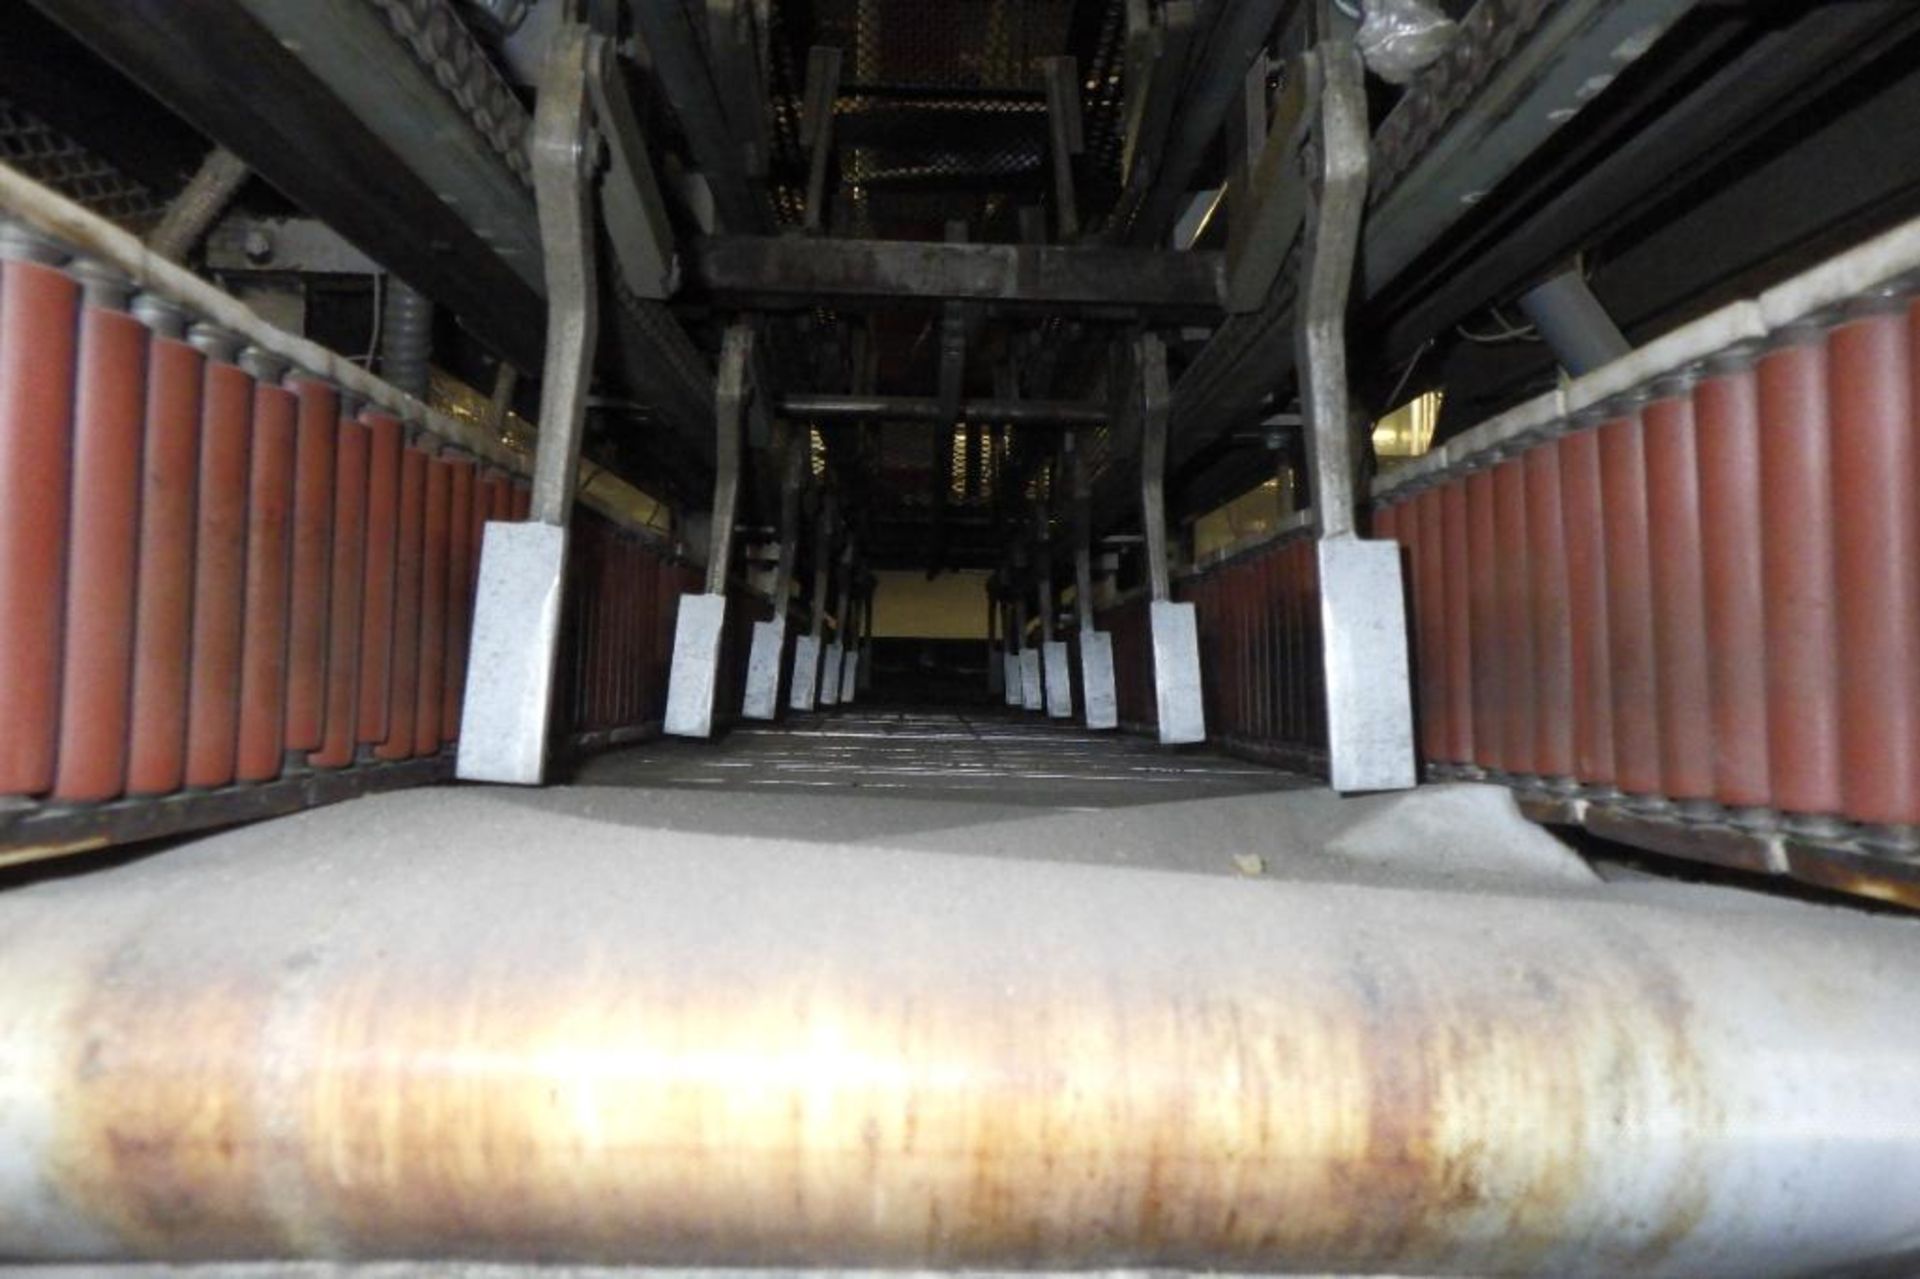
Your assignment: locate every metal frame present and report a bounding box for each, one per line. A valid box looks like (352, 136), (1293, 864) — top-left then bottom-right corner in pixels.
(456, 22), (598, 786)
(1296, 44), (1414, 793)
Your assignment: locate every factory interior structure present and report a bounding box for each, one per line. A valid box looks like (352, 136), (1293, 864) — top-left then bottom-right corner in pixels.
(5, 0), (1920, 1273)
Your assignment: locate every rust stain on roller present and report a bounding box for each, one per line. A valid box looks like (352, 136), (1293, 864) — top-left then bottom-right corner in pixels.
(0, 259), (79, 795)
(183, 355), (254, 790)
(1828, 306), (1920, 826)
(1597, 413), (1660, 800)
(1758, 335), (1843, 821)
(1439, 482), (1474, 765)
(414, 457), (452, 756)
(7, 810), (1911, 1273)
(235, 378), (298, 783)
(1693, 361), (1771, 810)
(126, 334), (204, 795)
(1492, 459), (1535, 779)
(283, 378), (338, 753)
(1558, 428), (1613, 789)
(309, 418), (368, 771)
(54, 306), (149, 801)
(440, 460), (475, 742)
(1464, 469), (1499, 775)
(1641, 391), (1713, 804)
(373, 447), (426, 761)
(357, 412), (402, 747)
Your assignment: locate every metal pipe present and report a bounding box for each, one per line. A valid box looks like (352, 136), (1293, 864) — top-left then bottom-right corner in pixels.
(378, 277), (434, 401)
(1517, 269), (1630, 376)
(145, 146), (250, 263)
(780, 392), (1108, 428)
(1, 795), (1918, 1271)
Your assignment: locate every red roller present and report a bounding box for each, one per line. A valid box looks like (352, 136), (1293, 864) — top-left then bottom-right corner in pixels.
(1523, 443), (1573, 783)
(1465, 468), (1500, 774)
(356, 412), (402, 745)
(126, 328), (203, 796)
(0, 259), (79, 795)
(311, 419), (369, 770)
(1439, 481), (1473, 766)
(510, 482), (532, 522)
(441, 460), (475, 742)
(1558, 428), (1613, 790)
(480, 472), (509, 541)
(53, 304), (148, 802)
(1414, 488), (1448, 766)
(375, 448), (427, 761)
(1829, 308), (1920, 826)
(183, 348), (254, 790)
(414, 457), (452, 756)
(283, 378), (337, 752)
(234, 374), (298, 783)
(1493, 457), (1535, 779)
(1758, 336), (1843, 821)
(1693, 363), (1771, 811)
(1597, 412), (1660, 799)
(1642, 390), (1714, 804)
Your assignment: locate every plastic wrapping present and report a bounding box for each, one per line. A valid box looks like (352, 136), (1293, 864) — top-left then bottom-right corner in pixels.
(1357, 0), (1458, 85)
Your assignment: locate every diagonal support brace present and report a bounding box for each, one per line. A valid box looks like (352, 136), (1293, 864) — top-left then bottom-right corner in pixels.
(1298, 44), (1414, 792)
(456, 24), (597, 785)
(666, 322), (752, 738)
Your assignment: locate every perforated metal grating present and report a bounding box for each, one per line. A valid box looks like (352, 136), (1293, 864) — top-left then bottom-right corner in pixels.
(0, 97), (160, 231)
(767, 0), (1129, 239)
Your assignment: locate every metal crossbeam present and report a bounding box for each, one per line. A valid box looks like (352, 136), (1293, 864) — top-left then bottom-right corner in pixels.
(688, 236), (1225, 316)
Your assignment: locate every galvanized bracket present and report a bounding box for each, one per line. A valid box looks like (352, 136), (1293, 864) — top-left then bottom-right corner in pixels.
(456, 23), (598, 785)
(1135, 332), (1205, 744)
(666, 321), (753, 738)
(743, 432), (807, 720)
(1297, 43), (1415, 792)
(790, 494), (836, 711)
(1070, 435), (1117, 729)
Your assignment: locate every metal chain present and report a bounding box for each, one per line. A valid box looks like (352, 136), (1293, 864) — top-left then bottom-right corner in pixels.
(361, 0), (534, 186)
(1368, 0), (1553, 207)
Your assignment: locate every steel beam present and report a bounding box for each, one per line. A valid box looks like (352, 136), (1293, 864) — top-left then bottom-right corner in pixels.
(29, 0), (543, 366)
(688, 236), (1226, 316)
(780, 393), (1108, 428)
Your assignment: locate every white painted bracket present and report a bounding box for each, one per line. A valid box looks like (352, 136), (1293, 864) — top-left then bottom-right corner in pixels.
(1019, 648), (1044, 712)
(1149, 599), (1205, 745)
(741, 616), (786, 720)
(820, 641), (845, 704)
(840, 645), (860, 704)
(1080, 630), (1117, 730)
(789, 634), (821, 710)
(457, 522), (569, 784)
(664, 592), (728, 738)
(1043, 640), (1073, 719)
(1318, 538), (1416, 792)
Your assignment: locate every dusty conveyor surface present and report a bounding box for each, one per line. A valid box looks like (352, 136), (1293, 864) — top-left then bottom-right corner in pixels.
(4, 714), (1919, 1276)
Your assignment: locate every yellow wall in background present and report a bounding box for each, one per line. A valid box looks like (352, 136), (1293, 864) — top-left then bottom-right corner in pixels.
(871, 569), (990, 639)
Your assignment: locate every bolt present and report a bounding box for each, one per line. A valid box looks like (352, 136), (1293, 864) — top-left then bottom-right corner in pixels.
(243, 229), (274, 265)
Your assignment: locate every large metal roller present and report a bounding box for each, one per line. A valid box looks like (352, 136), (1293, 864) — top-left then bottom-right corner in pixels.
(1, 790), (1918, 1274)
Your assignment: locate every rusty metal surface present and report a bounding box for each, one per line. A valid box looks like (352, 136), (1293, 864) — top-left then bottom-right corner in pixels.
(1, 785), (1918, 1273)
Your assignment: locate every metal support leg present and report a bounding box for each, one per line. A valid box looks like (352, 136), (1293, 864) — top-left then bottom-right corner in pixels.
(1298, 45), (1414, 792)
(821, 538), (855, 706)
(1137, 334), (1205, 744)
(743, 432), (804, 720)
(457, 25), (595, 785)
(1070, 436), (1117, 730)
(858, 580), (875, 693)
(1042, 56), (1083, 241)
(986, 588), (1005, 697)
(1011, 548), (1042, 712)
(1001, 594), (1023, 708)
(666, 323), (751, 738)
(839, 588), (861, 704)
(800, 45), (843, 234)
(1037, 505), (1072, 719)
(790, 498), (833, 711)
